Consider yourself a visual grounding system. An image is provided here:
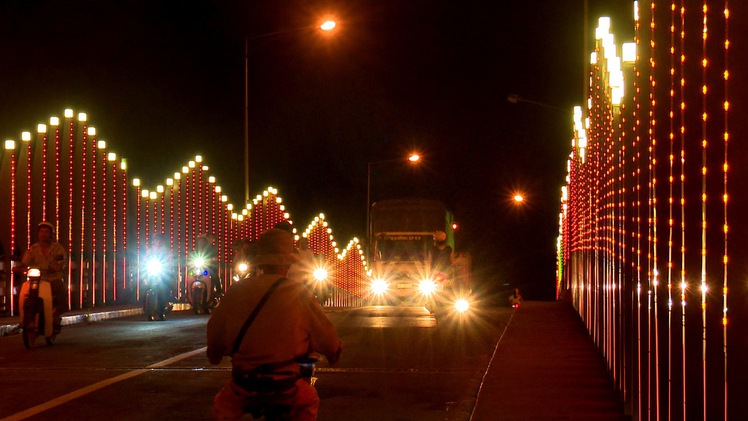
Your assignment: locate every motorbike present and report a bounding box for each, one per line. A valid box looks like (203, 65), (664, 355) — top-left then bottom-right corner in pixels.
(19, 267), (56, 348)
(142, 257), (174, 321)
(307, 267), (331, 306)
(424, 273), (473, 322)
(232, 260), (252, 284)
(185, 256), (221, 314)
(240, 354), (319, 420)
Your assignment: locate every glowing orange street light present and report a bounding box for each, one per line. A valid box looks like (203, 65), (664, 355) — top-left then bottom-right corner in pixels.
(513, 194), (525, 203)
(366, 153), (422, 243)
(320, 20), (336, 31)
(244, 19), (339, 205)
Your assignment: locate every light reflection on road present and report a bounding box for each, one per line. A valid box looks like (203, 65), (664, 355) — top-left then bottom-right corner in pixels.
(346, 306), (436, 328)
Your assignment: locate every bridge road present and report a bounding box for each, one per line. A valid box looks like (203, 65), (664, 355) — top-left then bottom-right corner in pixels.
(0, 306), (511, 421)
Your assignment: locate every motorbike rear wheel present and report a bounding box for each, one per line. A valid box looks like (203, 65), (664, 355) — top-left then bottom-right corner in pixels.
(22, 297), (45, 349)
(192, 286), (206, 315)
(144, 289), (159, 321)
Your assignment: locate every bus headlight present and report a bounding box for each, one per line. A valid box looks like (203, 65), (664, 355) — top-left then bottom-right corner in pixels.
(419, 279), (437, 295)
(371, 279), (388, 295)
(454, 298), (470, 313)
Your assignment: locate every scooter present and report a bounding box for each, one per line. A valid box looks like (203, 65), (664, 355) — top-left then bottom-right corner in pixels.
(19, 267), (56, 348)
(308, 267), (331, 306)
(142, 257), (174, 321)
(232, 260), (252, 284)
(185, 256), (220, 314)
(241, 354), (319, 420)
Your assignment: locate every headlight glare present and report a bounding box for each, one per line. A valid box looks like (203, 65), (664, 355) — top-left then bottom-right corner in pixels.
(371, 279), (388, 295)
(419, 279), (437, 295)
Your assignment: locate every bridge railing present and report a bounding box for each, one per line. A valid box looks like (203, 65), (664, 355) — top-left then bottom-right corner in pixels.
(0, 112), (371, 315)
(556, 8), (745, 420)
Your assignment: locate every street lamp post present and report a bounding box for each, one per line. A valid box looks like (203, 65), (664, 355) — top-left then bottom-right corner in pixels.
(243, 19), (337, 205)
(365, 153), (420, 247)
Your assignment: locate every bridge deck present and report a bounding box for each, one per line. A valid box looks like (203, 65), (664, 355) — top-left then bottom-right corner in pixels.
(471, 301), (627, 420)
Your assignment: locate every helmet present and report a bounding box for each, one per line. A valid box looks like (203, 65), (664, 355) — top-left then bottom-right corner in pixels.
(38, 221), (55, 234)
(433, 231), (447, 242)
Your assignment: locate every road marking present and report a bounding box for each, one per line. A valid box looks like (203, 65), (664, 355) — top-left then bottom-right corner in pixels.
(1, 347), (207, 421)
(468, 310), (515, 421)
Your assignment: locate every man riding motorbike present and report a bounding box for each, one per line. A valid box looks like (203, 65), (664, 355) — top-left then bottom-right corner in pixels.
(196, 233), (223, 299)
(207, 228), (343, 420)
(16, 221), (68, 337)
(143, 233), (176, 320)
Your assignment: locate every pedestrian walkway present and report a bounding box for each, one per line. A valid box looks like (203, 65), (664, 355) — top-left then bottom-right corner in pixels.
(0, 303), (190, 337)
(471, 301), (628, 420)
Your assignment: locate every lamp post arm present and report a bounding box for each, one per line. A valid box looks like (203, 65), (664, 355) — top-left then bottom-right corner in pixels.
(244, 35), (250, 205)
(366, 162), (372, 251)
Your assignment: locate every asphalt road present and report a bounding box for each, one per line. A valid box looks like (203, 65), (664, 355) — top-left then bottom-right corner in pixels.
(0, 305), (511, 421)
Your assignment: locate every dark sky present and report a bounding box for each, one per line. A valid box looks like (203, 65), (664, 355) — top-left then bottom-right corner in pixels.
(0, 0), (632, 298)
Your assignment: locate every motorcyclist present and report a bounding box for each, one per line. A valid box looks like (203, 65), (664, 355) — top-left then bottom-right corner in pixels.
(17, 221), (68, 335)
(509, 288), (523, 308)
(288, 237), (329, 305)
(232, 239), (256, 282)
(207, 228), (342, 420)
(196, 233), (222, 299)
(288, 237), (315, 286)
(143, 233), (175, 319)
(429, 230), (454, 276)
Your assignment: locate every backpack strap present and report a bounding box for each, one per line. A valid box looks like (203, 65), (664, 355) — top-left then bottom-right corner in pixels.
(231, 277), (288, 355)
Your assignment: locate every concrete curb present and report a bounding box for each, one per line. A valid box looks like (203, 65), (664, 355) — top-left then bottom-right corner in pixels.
(1, 303), (192, 337)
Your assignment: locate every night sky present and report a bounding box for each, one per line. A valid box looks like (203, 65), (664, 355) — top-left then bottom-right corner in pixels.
(0, 0), (632, 299)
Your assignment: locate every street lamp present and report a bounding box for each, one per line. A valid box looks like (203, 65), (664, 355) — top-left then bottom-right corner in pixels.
(366, 153), (421, 243)
(243, 18), (338, 205)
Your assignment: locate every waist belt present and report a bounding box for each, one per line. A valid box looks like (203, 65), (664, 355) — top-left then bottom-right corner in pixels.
(232, 365), (299, 393)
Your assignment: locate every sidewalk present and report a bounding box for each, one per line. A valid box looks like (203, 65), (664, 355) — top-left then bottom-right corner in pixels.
(471, 301), (628, 420)
(0, 303), (191, 337)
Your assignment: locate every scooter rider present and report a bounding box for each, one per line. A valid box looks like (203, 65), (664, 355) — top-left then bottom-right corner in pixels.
(429, 230), (454, 275)
(17, 221), (68, 335)
(144, 233), (176, 317)
(208, 228), (343, 420)
(197, 233), (223, 298)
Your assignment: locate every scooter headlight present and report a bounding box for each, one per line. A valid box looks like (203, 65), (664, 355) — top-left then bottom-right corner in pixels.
(146, 258), (163, 277)
(192, 257), (206, 270)
(27, 268), (42, 278)
(419, 279), (437, 295)
(237, 262), (249, 273)
(371, 279), (388, 295)
(454, 298), (470, 313)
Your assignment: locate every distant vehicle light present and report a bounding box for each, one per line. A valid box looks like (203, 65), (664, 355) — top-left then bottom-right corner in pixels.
(192, 257), (206, 269)
(419, 279), (437, 295)
(237, 262), (249, 273)
(371, 279), (388, 295)
(313, 268), (329, 282)
(146, 258), (163, 276)
(454, 299), (470, 313)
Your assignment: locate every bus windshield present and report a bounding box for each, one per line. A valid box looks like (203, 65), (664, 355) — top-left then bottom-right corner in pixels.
(374, 235), (431, 262)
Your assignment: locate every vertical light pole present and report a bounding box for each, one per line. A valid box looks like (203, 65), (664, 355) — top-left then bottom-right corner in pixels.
(243, 19), (337, 205)
(366, 153), (421, 246)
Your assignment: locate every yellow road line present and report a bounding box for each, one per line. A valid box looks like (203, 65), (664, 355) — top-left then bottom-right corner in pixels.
(1, 347), (207, 421)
